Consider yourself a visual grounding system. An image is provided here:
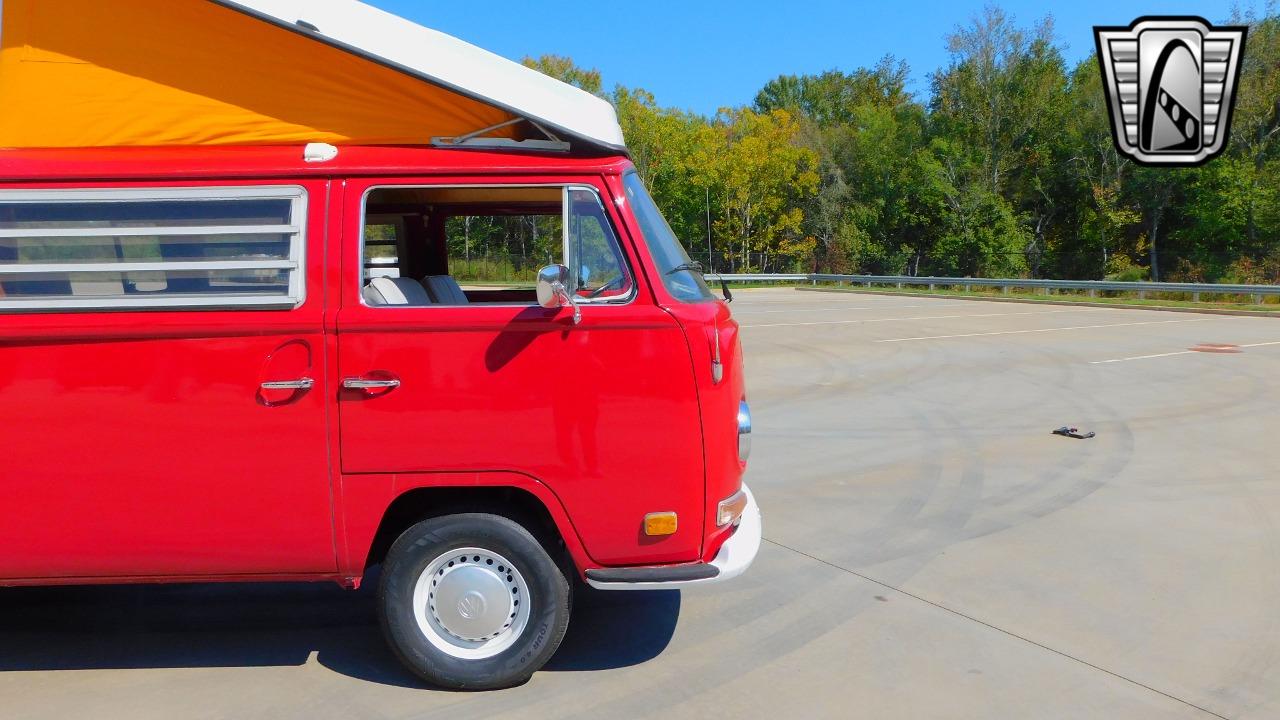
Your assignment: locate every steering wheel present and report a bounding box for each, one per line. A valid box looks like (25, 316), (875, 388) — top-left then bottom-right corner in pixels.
(585, 275), (624, 299)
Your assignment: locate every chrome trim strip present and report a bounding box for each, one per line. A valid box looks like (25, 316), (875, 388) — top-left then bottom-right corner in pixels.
(342, 378), (402, 390)
(0, 295), (297, 311)
(0, 186), (305, 202)
(0, 185), (308, 313)
(260, 377), (315, 391)
(0, 225), (298, 238)
(0, 260), (296, 275)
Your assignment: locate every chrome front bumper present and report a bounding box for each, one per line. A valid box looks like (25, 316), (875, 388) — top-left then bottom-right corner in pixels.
(584, 484), (762, 591)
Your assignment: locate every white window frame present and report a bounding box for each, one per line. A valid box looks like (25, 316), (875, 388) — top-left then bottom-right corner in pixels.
(0, 186), (307, 312)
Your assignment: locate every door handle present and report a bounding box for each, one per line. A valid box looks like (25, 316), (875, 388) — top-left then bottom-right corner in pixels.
(260, 377), (315, 391)
(342, 377), (401, 391)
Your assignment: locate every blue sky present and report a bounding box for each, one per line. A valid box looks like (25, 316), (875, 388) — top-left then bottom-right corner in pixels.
(367, 1), (1245, 115)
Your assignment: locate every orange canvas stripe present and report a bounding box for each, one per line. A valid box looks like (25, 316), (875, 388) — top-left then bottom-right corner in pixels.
(0, 0), (518, 148)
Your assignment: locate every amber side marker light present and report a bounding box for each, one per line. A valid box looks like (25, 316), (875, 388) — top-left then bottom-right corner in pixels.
(644, 512), (678, 536)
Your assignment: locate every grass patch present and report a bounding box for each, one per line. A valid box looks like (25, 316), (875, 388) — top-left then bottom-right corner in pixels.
(778, 282), (1280, 312)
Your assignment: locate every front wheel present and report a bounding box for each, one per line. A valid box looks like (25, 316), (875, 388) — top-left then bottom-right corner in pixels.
(378, 513), (571, 690)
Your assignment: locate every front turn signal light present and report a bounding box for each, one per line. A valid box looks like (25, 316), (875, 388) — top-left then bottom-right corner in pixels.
(717, 489), (748, 527)
(644, 512), (678, 536)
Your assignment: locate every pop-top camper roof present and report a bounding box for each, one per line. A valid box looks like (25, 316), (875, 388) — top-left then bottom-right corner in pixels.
(0, 0), (626, 153)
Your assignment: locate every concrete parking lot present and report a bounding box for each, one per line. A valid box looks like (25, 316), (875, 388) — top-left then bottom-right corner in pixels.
(4, 288), (1279, 719)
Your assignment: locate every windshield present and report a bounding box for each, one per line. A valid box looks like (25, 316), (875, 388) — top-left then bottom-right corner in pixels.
(622, 171), (715, 303)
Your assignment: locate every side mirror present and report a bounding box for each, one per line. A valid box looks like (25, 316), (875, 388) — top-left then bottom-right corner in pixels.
(536, 264), (582, 325)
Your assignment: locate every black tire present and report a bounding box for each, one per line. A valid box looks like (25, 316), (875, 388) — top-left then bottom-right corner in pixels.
(378, 513), (571, 690)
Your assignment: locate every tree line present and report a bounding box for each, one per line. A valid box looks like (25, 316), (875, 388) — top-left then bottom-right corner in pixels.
(525, 6), (1280, 283)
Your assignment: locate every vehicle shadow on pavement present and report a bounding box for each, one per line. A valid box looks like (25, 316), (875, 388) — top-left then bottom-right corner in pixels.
(545, 586), (680, 672)
(0, 580), (681, 686)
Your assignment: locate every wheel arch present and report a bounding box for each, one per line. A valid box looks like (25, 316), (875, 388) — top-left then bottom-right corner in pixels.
(343, 473), (595, 582)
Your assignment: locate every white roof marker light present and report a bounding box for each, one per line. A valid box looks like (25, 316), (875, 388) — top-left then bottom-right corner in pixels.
(303, 143), (339, 163)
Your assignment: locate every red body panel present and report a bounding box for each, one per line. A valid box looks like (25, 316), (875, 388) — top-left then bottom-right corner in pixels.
(0, 179), (337, 580)
(665, 300), (745, 561)
(601, 175), (747, 562)
(0, 147), (740, 585)
(335, 176), (705, 566)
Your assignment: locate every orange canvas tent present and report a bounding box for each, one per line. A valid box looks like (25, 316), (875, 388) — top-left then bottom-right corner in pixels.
(0, 0), (625, 151)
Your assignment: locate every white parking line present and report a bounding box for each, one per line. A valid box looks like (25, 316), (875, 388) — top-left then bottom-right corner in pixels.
(733, 302), (970, 315)
(1089, 350), (1196, 364)
(1089, 340), (1280, 364)
(877, 318), (1215, 343)
(741, 308), (1096, 329)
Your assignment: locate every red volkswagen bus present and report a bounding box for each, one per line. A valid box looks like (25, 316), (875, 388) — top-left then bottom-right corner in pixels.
(0, 0), (760, 690)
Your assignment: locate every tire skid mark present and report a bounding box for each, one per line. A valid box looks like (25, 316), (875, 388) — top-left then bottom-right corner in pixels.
(1180, 358), (1280, 716)
(419, 551), (864, 720)
(409, 551), (854, 720)
(476, 310), (990, 718)
(545, 564), (895, 720)
(453, 295), (1278, 719)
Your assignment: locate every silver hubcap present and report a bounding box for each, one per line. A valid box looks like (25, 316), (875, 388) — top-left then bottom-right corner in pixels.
(412, 547), (532, 660)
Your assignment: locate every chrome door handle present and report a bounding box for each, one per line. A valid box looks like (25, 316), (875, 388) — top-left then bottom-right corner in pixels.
(260, 377), (315, 391)
(342, 377), (401, 390)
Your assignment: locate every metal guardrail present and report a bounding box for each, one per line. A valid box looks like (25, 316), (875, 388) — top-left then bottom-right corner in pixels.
(705, 273), (1280, 304)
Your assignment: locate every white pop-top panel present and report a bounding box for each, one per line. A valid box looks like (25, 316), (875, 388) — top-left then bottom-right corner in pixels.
(214, 0), (626, 151)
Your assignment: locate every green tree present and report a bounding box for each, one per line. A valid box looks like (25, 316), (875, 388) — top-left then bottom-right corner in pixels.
(520, 55), (603, 95)
(515, 6), (1280, 285)
(931, 8), (1061, 195)
(612, 86), (721, 261)
(754, 57), (911, 125)
(1228, 11), (1280, 250)
(1058, 58), (1135, 278)
(710, 108), (819, 270)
